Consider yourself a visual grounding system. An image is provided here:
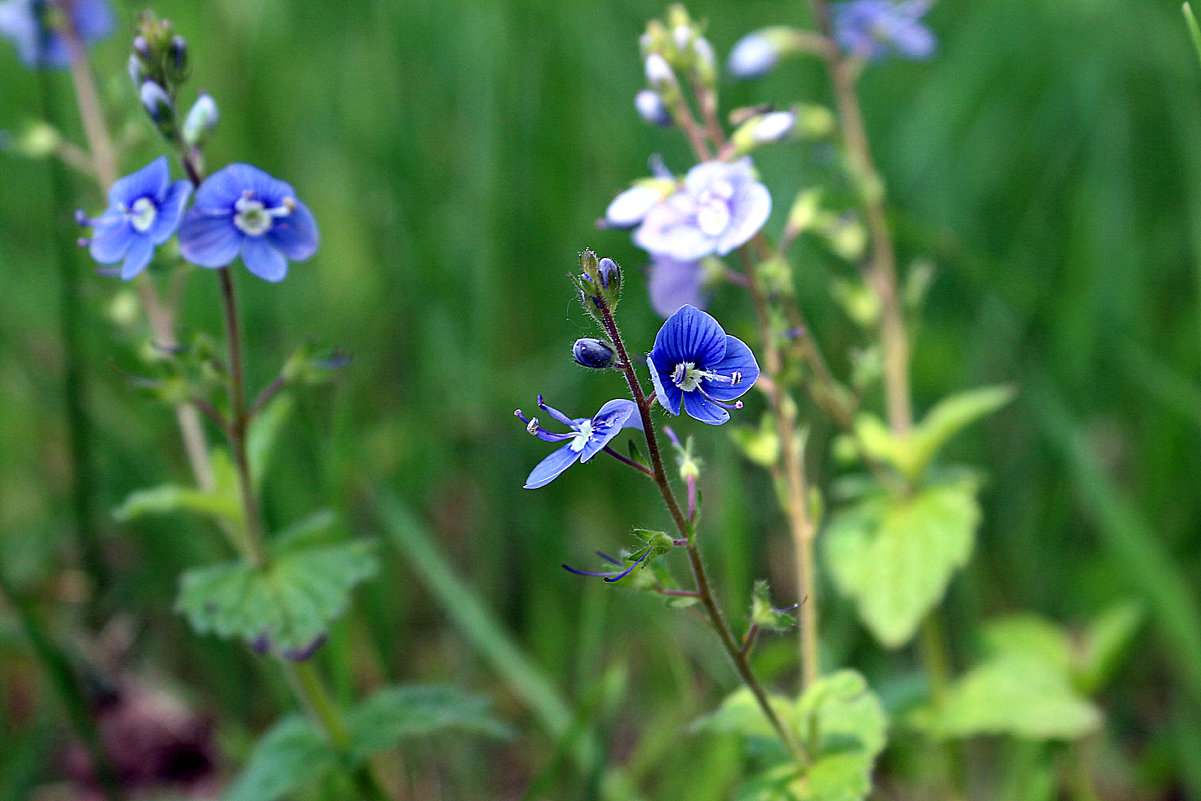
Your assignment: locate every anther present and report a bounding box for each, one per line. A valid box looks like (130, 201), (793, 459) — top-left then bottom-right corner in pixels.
(526, 417), (540, 435)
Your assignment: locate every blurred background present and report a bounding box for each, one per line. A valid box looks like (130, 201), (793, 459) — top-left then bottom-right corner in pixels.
(1, 0), (1200, 798)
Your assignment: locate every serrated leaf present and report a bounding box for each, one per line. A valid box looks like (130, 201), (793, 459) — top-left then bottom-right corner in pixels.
(345, 685), (511, 764)
(223, 715), (334, 801)
(793, 670), (888, 801)
(906, 386), (1014, 479)
(913, 655), (1101, 741)
(177, 539), (379, 653)
(824, 478), (980, 648)
(248, 393), (295, 487)
(1076, 601), (1144, 694)
(691, 686), (796, 742)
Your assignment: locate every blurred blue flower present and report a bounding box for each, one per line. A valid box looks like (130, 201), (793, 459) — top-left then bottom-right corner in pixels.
(635, 89), (672, 127)
(634, 158), (771, 262)
(647, 304), (759, 425)
(515, 396), (643, 489)
(0, 0), (113, 69)
(648, 255), (708, 318)
(833, 0), (935, 62)
(178, 163), (319, 282)
(76, 156), (191, 280)
(727, 30), (779, 79)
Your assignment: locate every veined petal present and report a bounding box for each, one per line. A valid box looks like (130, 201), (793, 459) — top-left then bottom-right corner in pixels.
(652, 304), (727, 368)
(524, 443), (582, 489)
(88, 218), (134, 263)
(683, 390), (731, 425)
(704, 336), (760, 401)
(149, 179), (193, 244)
(647, 355), (682, 415)
(267, 198), (319, 260)
(108, 156), (169, 208)
(119, 235), (155, 280)
(241, 236), (288, 282)
(193, 163), (257, 211)
(579, 399), (641, 463)
(715, 182), (771, 256)
(634, 200), (715, 262)
(178, 207), (242, 267)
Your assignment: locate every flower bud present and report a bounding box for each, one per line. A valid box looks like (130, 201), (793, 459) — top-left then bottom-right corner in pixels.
(597, 257), (620, 289)
(133, 35), (152, 61)
(128, 54), (146, 88)
(728, 27), (807, 79)
(644, 53), (677, 90)
(140, 80), (175, 127)
(634, 89), (672, 127)
(730, 109), (797, 155)
(572, 338), (616, 369)
(574, 250), (624, 318)
(182, 91), (219, 147)
(691, 36), (717, 87)
(167, 35), (189, 82)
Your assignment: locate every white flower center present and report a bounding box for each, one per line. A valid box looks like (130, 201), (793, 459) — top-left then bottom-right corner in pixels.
(233, 193), (294, 237)
(570, 419), (593, 452)
(672, 362), (703, 391)
(695, 184), (733, 237)
(129, 197), (158, 233)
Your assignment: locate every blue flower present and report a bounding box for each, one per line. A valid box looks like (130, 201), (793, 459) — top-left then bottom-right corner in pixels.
(634, 158), (771, 262)
(646, 304), (759, 425)
(833, 0), (935, 62)
(75, 156), (192, 280)
(0, 0), (113, 69)
(515, 396), (643, 489)
(648, 254), (708, 318)
(178, 163), (319, 282)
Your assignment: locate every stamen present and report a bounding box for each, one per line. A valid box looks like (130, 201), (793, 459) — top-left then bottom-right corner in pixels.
(525, 417), (540, 435)
(695, 382), (744, 411)
(536, 395), (576, 428)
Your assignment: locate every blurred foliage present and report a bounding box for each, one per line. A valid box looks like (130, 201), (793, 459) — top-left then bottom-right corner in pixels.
(1, 0), (1200, 798)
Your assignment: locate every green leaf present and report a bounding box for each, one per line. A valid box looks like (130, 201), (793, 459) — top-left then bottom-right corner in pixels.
(852, 386), (1013, 481)
(223, 715), (334, 801)
(627, 529), (675, 566)
(1186, 3), (1201, 68)
(913, 655), (1101, 741)
(177, 538), (379, 653)
(1076, 601), (1144, 695)
(345, 685), (512, 764)
(113, 448), (242, 526)
(248, 393), (295, 487)
(978, 614), (1073, 674)
(751, 580), (796, 631)
(691, 686), (796, 742)
(793, 670), (888, 801)
(824, 477), (980, 648)
(731, 414), (780, 469)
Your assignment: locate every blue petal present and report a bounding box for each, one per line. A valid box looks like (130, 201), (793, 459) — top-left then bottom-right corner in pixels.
(149, 179), (192, 244)
(579, 399), (640, 463)
(192, 163), (257, 212)
(267, 198), (319, 260)
(606, 184), (662, 228)
(108, 156), (170, 208)
(648, 256), (707, 318)
(524, 443), (582, 489)
(652, 304), (727, 368)
(88, 217), (134, 263)
(647, 355), (682, 415)
(178, 207), (242, 268)
(241, 236), (288, 282)
(120, 235), (154, 280)
(683, 389), (731, 425)
(634, 198), (715, 261)
(704, 335), (760, 401)
(715, 181), (771, 256)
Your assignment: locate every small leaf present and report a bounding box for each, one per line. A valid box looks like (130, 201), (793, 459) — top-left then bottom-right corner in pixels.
(113, 448), (242, 526)
(750, 580), (796, 631)
(913, 655), (1101, 741)
(731, 414), (780, 469)
(628, 528), (675, 565)
(793, 670), (888, 801)
(978, 614), (1073, 674)
(248, 393), (295, 487)
(345, 685), (512, 764)
(906, 385), (1014, 479)
(691, 686), (796, 742)
(824, 477), (980, 648)
(1075, 601), (1144, 695)
(223, 715), (334, 801)
(177, 538), (379, 653)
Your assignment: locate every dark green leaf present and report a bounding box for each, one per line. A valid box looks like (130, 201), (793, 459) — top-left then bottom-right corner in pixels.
(223, 715), (333, 801)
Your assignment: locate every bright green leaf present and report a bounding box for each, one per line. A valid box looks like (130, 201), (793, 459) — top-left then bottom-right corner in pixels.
(177, 539), (378, 653)
(223, 715), (334, 801)
(978, 614), (1073, 674)
(113, 448), (242, 526)
(731, 414), (780, 469)
(824, 477), (980, 648)
(914, 655), (1101, 741)
(345, 685), (512, 764)
(906, 385), (1014, 479)
(793, 670), (888, 801)
(247, 393), (295, 487)
(691, 686), (796, 743)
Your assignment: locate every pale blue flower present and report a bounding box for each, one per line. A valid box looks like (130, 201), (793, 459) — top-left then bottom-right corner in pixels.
(0, 0), (112, 69)
(833, 0), (935, 61)
(648, 255), (708, 318)
(634, 158), (771, 262)
(515, 397), (643, 488)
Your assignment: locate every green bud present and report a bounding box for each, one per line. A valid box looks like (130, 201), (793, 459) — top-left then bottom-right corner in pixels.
(10, 121), (61, 158)
(750, 581), (796, 631)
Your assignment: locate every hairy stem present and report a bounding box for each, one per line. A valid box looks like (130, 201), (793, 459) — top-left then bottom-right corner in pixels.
(596, 300), (804, 763)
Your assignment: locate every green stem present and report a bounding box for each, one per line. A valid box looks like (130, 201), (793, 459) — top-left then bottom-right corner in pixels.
(596, 300), (805, 764)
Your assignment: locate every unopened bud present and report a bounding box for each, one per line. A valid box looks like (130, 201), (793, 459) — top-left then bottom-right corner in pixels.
(635, 89), (672, 127)
(167, 35), (189, 82)
(140, 81), (174, 124)
(572, 338), (616, 369)
(752, 110), (796, 143)
(644, 53), (677, 90)
(133, 35), (151, 61)
(597, 257), (620, 289)
(691, 37), (717, 86)
(182, 92), (219, 147)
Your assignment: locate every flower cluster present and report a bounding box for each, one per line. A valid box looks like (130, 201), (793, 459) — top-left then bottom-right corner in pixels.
(77, 160), (318, 282)
(0, 0), (112, 69)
